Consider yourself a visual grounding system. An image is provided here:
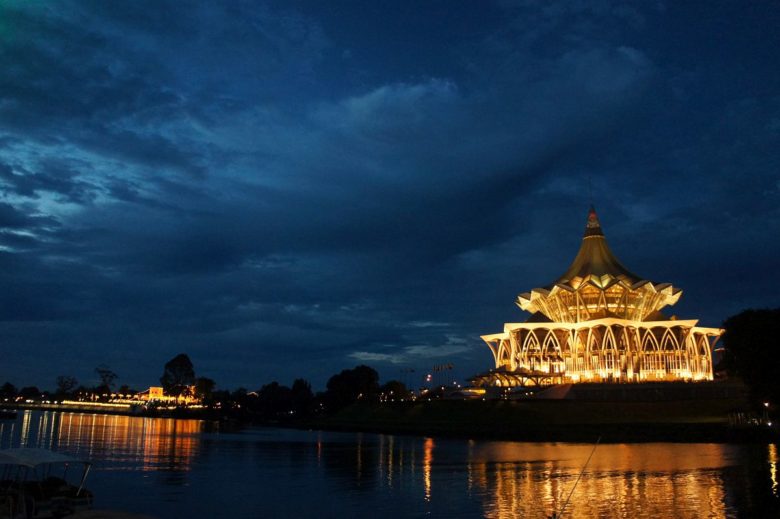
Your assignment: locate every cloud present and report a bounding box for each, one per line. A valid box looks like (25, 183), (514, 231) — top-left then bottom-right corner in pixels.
(0, 202), (32, 229)
(349, 335), (472, 366)
(0, 158), (99, 204)
(348, 352), (403, 364)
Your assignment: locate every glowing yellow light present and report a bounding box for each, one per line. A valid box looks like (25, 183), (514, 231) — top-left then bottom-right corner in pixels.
(769, 444), (778, 497)
(423, 437), (434, 501)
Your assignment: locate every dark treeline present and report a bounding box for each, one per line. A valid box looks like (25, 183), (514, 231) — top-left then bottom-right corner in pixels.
(719, 308), (780, 410)
(212, 365), (413, 422)
(0, 360), (413, 423)
(0, 355), (214, 405)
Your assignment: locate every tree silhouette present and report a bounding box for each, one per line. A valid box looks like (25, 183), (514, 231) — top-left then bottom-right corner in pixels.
(195, 377), (216, 401)
(19, 386), (41, 399)
(291, 378), (315, 415)
(95, 365), (118, 391)
(0, 382), (17, 400)
(160, 353), (196, 397)
(722, 308), (780, 406)
(55, 375), (78, 396)
(325, 365), (379, 411)
(256, 381), (293, 417)
(379, 380), (410, 401)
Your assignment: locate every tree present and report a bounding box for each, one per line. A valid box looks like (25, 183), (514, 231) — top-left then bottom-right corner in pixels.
(291, 378), (314, 415)
(722, 308), (780, 406)
(210, 389), (231, 409)
(325, 365), (379, 411)
(256, 381), (293, 417)
(230, 387), (250, 412)
(160, 354), (196, 397)
(95, 365), (118, 391)
(194, 377), (216, 401)
(55, 376), (78, 396)
(19, 386), (41, 400)
(379, 380), (411, 401)
(117, 384), (136, 396)
(1, 382), (17, 399)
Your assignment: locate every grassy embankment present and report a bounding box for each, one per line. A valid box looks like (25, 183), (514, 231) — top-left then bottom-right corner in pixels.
(311, 386), (775, 443)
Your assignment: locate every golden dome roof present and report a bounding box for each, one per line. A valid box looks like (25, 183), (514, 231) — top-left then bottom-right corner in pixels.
(517, 207), (682, 322)
(551, 206), (642, 289)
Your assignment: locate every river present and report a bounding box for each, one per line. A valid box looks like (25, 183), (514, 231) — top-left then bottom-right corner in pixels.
(1, 410), (778, 518)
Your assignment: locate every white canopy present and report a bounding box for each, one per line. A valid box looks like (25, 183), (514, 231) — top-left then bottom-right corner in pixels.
(0, 448), (89, 468)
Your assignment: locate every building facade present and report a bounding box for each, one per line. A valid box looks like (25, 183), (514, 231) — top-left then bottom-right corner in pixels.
(477, 207), (722, 387)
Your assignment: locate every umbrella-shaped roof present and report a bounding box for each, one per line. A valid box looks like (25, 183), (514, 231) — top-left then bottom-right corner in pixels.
(549, 206), (642, 288)
(517, 207), (682, 322)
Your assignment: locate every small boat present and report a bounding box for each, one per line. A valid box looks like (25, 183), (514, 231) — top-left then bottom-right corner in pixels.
(0, 448), (93, 518)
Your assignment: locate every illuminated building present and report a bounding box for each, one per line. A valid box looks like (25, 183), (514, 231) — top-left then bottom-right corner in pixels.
(133, 386), (200, 405)
(476, 207), (722, 387)
(105, 386), (201, 406)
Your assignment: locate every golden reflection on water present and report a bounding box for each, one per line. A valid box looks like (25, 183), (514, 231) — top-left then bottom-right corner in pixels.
(423, 437), (434, 502)
(378, 434), (397, 487)
(20, 411), (32, 446)
(467, 442), (730, 518)
(351, 432), (780, 517)
(2, 411), (202, 471)
(58, 413), (201, 471)
(770, 443), (778, 497)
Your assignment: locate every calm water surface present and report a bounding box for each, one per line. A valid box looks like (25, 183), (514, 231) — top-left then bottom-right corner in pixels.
(0, 410), (778, 518)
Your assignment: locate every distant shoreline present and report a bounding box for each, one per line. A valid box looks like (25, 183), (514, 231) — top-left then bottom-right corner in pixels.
(4, 381), (778, 444)
(303, 381), (778, 444)
(304, 398), (779, 444)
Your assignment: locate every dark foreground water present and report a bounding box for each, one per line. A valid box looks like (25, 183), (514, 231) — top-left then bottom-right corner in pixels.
(1, 411), (778, 518)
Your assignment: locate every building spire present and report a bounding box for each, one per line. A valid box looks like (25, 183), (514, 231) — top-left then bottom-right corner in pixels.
(583, 205), (604, 237)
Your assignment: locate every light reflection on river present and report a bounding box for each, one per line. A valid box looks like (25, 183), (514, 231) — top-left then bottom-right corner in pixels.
(0, 410), (778, 518)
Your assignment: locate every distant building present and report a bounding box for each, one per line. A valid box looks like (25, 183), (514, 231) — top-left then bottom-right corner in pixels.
(133, 386), (199, 405)
(474, 207), (722, 387)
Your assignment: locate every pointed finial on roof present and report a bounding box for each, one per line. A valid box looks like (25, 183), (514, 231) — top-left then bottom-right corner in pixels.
(584, 205), (604, 238)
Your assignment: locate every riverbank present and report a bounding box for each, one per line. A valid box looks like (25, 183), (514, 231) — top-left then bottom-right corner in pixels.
(306, 382), (778, 443)
(5, 381), (776, 443)
(310, 402), (775, 443)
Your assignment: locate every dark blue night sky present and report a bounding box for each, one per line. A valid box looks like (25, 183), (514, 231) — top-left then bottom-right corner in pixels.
(1, 1), (778, 391)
